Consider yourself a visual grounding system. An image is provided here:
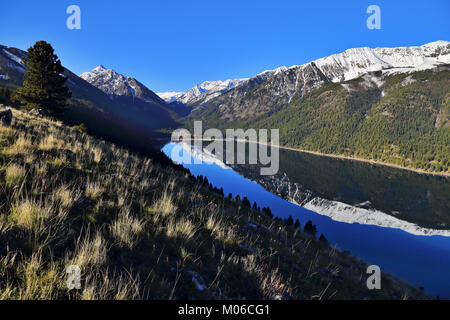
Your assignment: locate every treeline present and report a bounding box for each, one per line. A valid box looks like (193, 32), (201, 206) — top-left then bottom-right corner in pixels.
(196, 174), (326, 241)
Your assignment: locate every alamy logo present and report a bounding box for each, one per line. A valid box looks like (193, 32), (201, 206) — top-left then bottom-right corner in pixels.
(171, 121), (279, 175)
(66, 5), (81, 30)
(366, 265), (381, 290)
(366, 5), (381, 30)
(66, 265), (81, 290)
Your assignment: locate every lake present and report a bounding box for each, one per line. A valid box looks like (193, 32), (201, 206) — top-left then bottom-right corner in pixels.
(162, 142), (450, 299)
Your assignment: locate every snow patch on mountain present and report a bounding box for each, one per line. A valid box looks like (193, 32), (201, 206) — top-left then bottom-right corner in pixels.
(149, 41), (450, 108)
(2, 48), (23, 65)
(176, 78), (248, 105)
(298, 41), (449, 83)
(157, 91), (184, 103)
(233, 41), (449, 99)
(257, 66), (289, 77)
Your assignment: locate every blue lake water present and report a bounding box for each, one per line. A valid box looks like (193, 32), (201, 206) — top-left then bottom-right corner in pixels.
(162, 143), (450, 299)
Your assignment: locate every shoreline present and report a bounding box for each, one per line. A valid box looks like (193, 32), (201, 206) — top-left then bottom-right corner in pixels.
(186, 138), (449, 178)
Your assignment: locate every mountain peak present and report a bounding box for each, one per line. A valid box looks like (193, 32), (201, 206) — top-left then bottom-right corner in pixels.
(174, 78), (248, 105)
(93, 65), (107, 71)
(80, 66), (164, 105)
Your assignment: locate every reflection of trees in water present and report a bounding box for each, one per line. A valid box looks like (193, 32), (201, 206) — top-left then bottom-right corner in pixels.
(227, 142), (450, 230)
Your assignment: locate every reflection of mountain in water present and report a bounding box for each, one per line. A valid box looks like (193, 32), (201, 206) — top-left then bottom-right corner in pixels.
(194, 141), (450, 235)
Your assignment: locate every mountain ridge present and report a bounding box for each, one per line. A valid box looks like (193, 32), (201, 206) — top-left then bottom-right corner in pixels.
(80, 65), (166, 105)
(186, 40), (450, 119)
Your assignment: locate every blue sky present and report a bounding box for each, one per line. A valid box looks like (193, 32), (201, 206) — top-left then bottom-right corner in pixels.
(0, 0), (449, 92)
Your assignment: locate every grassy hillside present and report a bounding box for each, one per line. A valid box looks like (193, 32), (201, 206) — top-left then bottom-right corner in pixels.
(192, 68), (450, 174)
(0, 108), (428, 300)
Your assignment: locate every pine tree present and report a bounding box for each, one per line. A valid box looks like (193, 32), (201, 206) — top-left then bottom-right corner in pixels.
(242, 196), (251, 208)
(286, 216), (294, 226)
(14, 41), (71, 114)
(0, 87), (12, 104)
(303, 220), (317, 238)
(319, 234), (328, 243)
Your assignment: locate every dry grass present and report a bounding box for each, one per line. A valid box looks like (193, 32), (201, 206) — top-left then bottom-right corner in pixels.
(0, 125), (15, 142)
(92, 147), (103, 163)
(109, 209), (144, 248)
(85, 182), (102, 199)
(0, 250), (63, 300)
(17, 252), (62, 299)
(72, 231), (108, 270)
(3, 135), (33, 155)
(38, 134), (65, 151)
(5, 163), (26, 187)
(80, 270), (141, 300)
(151, 190), (177, 219)
(10, 200), (51, 232)
(166, 217), (197, 241)
(33, 161), (48, 179)
(53, 184), (79, 208)
(205, 213), (223, 235)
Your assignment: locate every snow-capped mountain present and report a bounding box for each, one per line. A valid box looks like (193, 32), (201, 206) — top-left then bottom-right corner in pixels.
(157, 91), (184, 103)
(310, 40), (450, 83)
(179, 78), (248, 104)
(80, 65), (165, 105)
(249, 40), (450, 92)
(189, 40), (450, 120)
(159, 78), (248, 106)
(253, 40), (450, 85)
